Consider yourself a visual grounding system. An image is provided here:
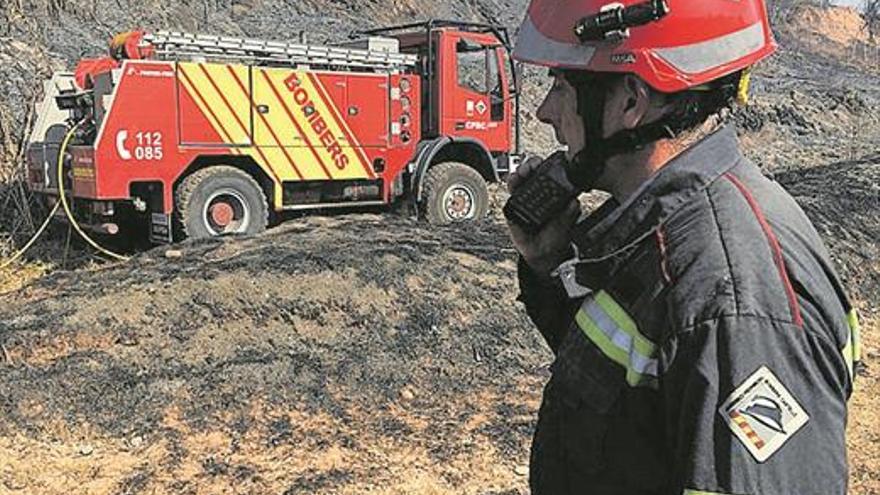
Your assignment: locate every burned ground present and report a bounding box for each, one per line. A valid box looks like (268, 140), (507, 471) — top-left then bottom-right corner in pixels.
(1, 165), (878, 493)
(0, 216), (552, 493)
(1, 1), (879, 493)
(777, 155), (880, 300)
(0, 165), (878, 484)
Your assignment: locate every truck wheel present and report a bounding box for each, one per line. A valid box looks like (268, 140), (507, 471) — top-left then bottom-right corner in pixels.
(421, 162), (489, 224)
(175, 166), (268, 239)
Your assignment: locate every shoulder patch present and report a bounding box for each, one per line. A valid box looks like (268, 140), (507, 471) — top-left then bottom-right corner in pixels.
(718, 366), (809, 462)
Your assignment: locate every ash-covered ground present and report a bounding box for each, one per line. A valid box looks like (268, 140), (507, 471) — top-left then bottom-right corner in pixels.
(1, 217), (550, 494)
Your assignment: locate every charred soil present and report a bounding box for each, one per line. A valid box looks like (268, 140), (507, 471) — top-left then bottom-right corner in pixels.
(0, 217), (549, 494)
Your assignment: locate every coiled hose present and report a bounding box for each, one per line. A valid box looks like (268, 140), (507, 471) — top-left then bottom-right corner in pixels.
(0, 119), (130, 272)
(55, 119), (129, 261)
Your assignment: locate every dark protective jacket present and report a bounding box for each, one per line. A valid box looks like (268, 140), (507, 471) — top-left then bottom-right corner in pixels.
(518, 126), (861, 495)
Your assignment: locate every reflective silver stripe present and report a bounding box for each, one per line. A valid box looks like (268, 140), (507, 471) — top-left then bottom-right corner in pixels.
(582, 297), (659, 377)
(654, 22), (766, 74)
(513, 14), (596, 67)
(683, 490), (739, 495)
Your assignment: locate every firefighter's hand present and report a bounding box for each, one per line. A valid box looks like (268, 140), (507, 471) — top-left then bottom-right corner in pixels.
(506, 157), (581, 279)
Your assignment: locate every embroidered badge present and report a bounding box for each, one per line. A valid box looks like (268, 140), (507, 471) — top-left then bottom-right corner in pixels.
(719, 366), (809, 462)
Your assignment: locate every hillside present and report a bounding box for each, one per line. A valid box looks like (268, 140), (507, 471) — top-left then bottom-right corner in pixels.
(1, 1), (879, 494)
(1, 217), (549, 494)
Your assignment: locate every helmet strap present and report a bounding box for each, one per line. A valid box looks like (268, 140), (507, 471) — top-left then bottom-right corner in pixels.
(565, 73), (612, 191)
(566, 73), (676, 192)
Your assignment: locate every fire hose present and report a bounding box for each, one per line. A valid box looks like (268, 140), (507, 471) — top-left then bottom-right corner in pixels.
(0, 201), (60, 270)
(0, 119), (128, 272)
(55, 119), (129, 261)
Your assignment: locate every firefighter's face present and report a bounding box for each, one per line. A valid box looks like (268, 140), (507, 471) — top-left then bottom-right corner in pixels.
(536, 71), (585, 161)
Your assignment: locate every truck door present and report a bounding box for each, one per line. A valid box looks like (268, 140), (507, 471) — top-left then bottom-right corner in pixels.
(176, 62), (252, 146)
(440, 33), (510, 152)
(250, 69), (378, 180)
(344, 74), (389, 147)
(252, 67), (318, 149)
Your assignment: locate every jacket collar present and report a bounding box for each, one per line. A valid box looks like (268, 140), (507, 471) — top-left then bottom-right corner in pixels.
(572, 125), (745, 269)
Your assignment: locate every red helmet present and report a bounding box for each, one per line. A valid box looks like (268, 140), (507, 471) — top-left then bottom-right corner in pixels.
(513, 0), (777, 93)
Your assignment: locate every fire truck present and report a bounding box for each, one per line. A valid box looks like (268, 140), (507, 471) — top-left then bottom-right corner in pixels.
(26, 20), (521, 243)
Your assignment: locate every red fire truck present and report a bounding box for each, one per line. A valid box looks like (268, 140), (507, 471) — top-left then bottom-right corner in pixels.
(26, 20), (521, 243)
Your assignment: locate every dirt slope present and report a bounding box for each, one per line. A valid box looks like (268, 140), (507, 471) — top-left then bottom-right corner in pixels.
(787, 4), (871, 46)
(0, 217), (550, 494)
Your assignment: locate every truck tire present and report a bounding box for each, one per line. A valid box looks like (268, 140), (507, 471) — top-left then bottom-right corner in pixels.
(175, 166), (268, 239)
(421, 162), (489, 224)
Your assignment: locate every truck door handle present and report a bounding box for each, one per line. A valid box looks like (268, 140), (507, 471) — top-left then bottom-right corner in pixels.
(348, 106), (359, 116)
(257, 104), (270, 114)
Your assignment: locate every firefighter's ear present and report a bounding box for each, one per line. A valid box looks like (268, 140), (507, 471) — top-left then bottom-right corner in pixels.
(619, 74), (650, 130)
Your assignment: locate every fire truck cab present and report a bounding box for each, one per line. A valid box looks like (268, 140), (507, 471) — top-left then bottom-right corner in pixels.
(26, 20), (520, 243)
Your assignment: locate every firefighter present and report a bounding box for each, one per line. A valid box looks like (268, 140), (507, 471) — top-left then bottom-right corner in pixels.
(506, 0), (861, 493)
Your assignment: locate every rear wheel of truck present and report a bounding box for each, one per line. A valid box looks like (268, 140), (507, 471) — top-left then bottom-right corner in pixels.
(175, 166), (268, 240)
(421, 162), (489, 225)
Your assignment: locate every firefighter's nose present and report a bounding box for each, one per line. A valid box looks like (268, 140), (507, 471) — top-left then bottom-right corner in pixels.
(536, 90), (556, 125)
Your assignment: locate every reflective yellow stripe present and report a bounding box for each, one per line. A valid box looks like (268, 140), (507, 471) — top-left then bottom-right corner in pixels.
(575, 291), (659, 389)
(843, 309), (862, 381)
(848, 309), (862, 364)
(737, 66), (753, 105)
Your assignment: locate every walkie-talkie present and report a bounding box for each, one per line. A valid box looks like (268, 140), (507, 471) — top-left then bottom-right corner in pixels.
(503, 151), (579, 234)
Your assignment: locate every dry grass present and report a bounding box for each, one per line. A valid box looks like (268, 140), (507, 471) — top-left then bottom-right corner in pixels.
(0, 261), (51, 295)
(0, 155), (50, 294)
(0, 87), (57, 291)
(0, 315), (875, 494)
(0, 380), (543, 494)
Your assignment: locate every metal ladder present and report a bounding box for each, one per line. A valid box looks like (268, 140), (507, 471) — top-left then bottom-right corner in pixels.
(142, 30), (419, 71)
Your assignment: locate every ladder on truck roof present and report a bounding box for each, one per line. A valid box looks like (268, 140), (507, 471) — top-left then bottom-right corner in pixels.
(142, 31), (419, 71)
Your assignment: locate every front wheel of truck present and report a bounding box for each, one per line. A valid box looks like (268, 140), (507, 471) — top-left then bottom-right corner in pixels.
(421, 162), (489, 225)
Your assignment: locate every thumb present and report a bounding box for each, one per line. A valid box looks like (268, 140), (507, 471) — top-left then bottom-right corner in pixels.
(543, 199), (580, 239)
(507, 155), (544, 190)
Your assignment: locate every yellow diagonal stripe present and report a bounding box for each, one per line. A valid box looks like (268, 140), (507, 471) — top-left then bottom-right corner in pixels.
(181, 62), (252, 145)
(178, 62), (284, 207)
(177, 67), (240, 156)
(254, 68), (340, 180)
(297, 71), (371, 179)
